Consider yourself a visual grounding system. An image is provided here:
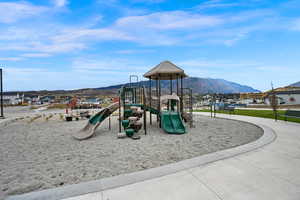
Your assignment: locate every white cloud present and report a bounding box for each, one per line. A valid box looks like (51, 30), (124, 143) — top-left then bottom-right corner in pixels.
(0, 27), (41, 41)
(0, 53), (51, 62)
(0, 57), (22, 61)
(115, 11), (222, 30)
(223, 32), (248, 46)
(36, 42), (87, 53)
(0, 2), (47, 23)
(290, 18), (300, 31)
(50, 11), (222, 46)
(52, 0), (68, 7)
(197, 1), (240, 9)
(0, 3), (294, 57)
(130, 0), (166, 3)
(21, 53), (52, 58)
(98, 0), (165, 5)
(72, 58), (148, 73)
(115, 50), (138, 54)
(72, 59), (123, 71)
(5, 67), (47, 75)
(2, 67), (73, 90)
(115, 49), (155, 54)
(106, 9), (280, 46)
(177, 59), (261, 69)
(46, 11), (221, 47)
(52, 28), (134, 43)
(2, 58), (149, 90)
(226, 9), (275, 23)
(0, 40), (87, 53)
(97, 0), (118, 5)
(175, 58), (299, 91)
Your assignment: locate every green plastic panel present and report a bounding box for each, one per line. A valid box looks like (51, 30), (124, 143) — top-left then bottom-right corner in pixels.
(161, 111), (186, 134)
(170, 112), (186, 134)
(122, 120), (130, 128)
(89, 110), (107, 125)
(124, 109), (133, 118)
(125, 128), (135, 137)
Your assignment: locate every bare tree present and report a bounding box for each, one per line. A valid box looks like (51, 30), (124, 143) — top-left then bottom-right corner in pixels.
(269, 82), (278, 121)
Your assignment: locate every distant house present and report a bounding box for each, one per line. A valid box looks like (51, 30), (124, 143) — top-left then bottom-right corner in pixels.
(23, 94), (40, 104)
(265, 87), (300, 105)
(239, 93), (265, 104)
(200, 94), (212, 106)
(3, 99), (11, 105)
(40, 96), (55, 104)
(56, 95), (72, 104)
(3, 93), (22, 105)
(80, 97), (102, 105)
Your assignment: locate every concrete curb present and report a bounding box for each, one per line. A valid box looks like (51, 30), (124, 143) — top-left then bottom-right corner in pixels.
(6, 115), (276, 200)
(0, 112), (64, 127)
(0, 117), (20, 126)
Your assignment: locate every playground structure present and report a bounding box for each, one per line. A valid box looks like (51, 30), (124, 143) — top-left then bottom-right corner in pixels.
(74, 61), (194, 140)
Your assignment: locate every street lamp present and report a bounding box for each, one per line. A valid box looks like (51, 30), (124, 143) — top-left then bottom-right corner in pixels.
(0, 67), (4, 119)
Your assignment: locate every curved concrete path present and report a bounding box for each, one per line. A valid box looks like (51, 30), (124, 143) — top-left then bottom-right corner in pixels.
(64, 113), (300, 200)
(5, 113), (300, 200)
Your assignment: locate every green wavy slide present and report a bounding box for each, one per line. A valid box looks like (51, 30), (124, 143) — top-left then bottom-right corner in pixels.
(161, 111), (186, 134)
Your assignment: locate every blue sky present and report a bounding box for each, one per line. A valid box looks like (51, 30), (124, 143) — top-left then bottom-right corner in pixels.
(0, 0), (300, 91)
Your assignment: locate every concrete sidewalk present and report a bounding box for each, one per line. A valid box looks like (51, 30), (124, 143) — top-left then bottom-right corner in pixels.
(60, 113), (300, 200)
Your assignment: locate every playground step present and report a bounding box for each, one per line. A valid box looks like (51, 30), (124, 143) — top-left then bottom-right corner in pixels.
(122, 120), (130, 128)
(124, 109), (133, 118)
(125, 129), (135, 137)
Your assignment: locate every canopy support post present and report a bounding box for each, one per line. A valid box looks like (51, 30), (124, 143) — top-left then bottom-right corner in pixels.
(143, 87), (147, 135)
(156, 78), (159, 123)
(170, 76), (173, 94)
(180, 76), (183, 114)
(158, 75), (161, 128)
(118, 96), (121, 133)
(149, 78), (152, 125)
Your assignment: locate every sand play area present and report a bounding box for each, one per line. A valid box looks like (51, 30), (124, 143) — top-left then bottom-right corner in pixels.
(0, 114), (263, 199)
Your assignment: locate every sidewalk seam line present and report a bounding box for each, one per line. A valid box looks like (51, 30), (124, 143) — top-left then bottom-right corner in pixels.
(233, 156), (300, 187)
(188, 170), (224, 200)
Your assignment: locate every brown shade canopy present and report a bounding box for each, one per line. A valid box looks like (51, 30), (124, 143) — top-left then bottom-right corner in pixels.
(143, 61), (188, 80)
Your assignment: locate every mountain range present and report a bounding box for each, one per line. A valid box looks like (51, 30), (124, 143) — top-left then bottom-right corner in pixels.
(97, 77), (260, 94)
(289, 81), (300, 87)
(4, 77), (261, 96)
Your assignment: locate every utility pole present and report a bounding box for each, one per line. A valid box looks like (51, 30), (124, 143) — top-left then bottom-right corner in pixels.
(0, 68), (4, 119)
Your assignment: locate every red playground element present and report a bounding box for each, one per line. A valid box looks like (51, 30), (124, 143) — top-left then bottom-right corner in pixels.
(113, 97), (119, 103)
(69, 97), (78, 110)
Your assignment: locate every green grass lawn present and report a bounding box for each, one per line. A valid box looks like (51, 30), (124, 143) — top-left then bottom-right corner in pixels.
(195, 109), (300, 123)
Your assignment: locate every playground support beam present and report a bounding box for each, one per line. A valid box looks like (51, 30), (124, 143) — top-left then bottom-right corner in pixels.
(214, 94), (216, 118)
(183, 88), (193, 128)
(123, 92), (126, 120)
(170, 76), (172, 111)
(180, 76), (183, 113)
(190, 88), (193, 128)
(176, 75), (179, 112)
(118, 96), (121, 133)
(149, 78), (152, 125)
(170, 76), (173, 94)
(0, 68), (3, 119)
(158, 75), (161, 128)
(156, 78), (159, 122)
(176, 75), (179, 95)
(108, 115), (111, 130)
(143, 87), (147, 135)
